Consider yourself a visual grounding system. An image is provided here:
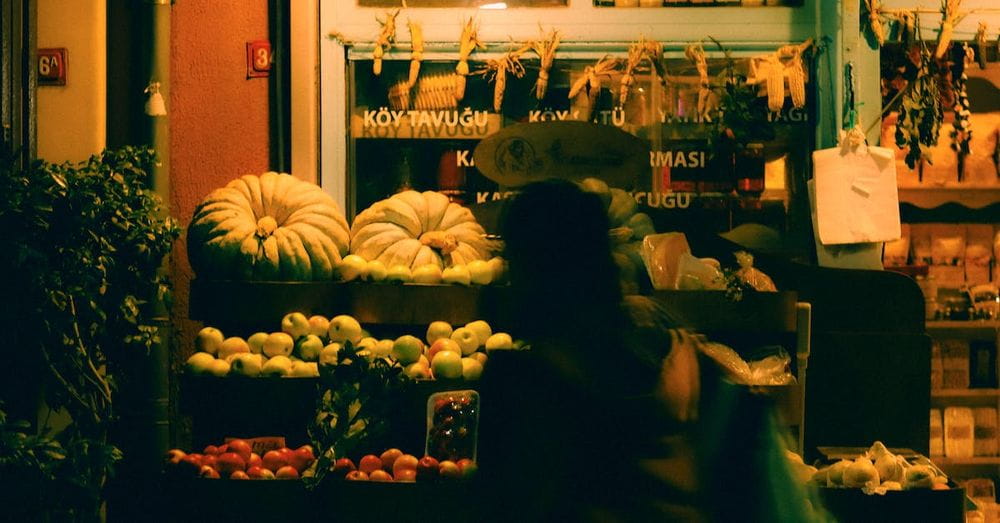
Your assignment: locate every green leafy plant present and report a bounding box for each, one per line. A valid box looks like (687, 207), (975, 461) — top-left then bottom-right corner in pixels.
(0, 145), (178, 519)
(306, 341), (409, 486)
(709, 38), (777, 151)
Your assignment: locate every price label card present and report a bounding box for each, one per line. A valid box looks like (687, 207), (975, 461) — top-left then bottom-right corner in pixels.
(246, 40), (271, 78)
(37, 48), (67, 86)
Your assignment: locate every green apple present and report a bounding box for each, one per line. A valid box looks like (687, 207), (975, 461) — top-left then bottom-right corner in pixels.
(295, 334), (324, 361)
(247, 332), (269, 354)
(230, 353), (263, 377)
(428, 338), (462, 363)
(262, 355), (293, 377)
(450, 327), (479, 356)
(386, 264), (412, 283)
(208, 358), (230, 377)
(467, 260), (493, 285)
(392, 335), (424, 365)
(485, 332), (514, 350)
(319, 343), (342, 367)
(357, 337), (378, 351)
(307, 315), (330, 338)
(464, 321), (492, 349)
(289, 361), (319, 378)
(365, 260), (387, 282)
(218, 337), (251, 360)
(470, 351), (488, 366)
(431, 351), (462, 379)
(186, 352), (216, 375)
(372, 339), (394, 358)
(403, 361), (431, 380)
(441, 265), (471, 286)
(281, 312), (311, 339)
(487, 257), (506, 283)
(328, 315), (363, 345)
(461, 357), (484, 380)
(411, 264), (443, 284)
(195, 327), (225, 355)
(263, 332), (294, 358)
(337, 254), (368, 282)
(425, 321), (453, 345)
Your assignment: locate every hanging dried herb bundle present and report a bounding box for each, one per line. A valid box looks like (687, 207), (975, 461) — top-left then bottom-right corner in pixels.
(975, 21), (988, 70)
(895, 43), (944, 170)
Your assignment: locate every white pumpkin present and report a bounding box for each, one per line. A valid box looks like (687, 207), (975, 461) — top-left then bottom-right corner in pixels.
(350, 190), (494, 269)
(187, 172), (350, 281)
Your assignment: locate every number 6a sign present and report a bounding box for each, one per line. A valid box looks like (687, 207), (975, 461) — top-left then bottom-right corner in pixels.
(38, 48), (67, 86)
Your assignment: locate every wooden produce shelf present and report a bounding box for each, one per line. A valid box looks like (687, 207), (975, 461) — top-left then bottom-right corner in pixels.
(926, 321), (1000, 341)
(898, 186), (1000, 209)
(932, 457), (1000, 466)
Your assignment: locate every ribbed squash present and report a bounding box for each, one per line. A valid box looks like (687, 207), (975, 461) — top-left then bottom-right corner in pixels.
(579, 177), (655, 294)
(187, 172), (350, 281)
(350, 190), (494, 269)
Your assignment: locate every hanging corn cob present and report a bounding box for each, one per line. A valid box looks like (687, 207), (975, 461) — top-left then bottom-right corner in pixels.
(644, 39), (668, 90)
(455, 17), (485, 102)
(373, 9), (399, 76)
(864, 0), (887, 46)
(685, 43), (714, 120)
(477, 43), (530, 113)
(619, 39), (645, 107)
(935, 0), (963, 59)
(897, 10), (916, 47)
(777, 39), (811, 110)
(976, 22), (988, 69)
(568, 56), (619, 121)
(407, 19), (424, 87)
(951, 44), (974, 181)
(531, 26), (561, 101)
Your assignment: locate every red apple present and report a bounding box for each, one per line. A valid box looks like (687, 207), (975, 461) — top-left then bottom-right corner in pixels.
(200, 454), (218, 471)
(394, 468), (417, 482)
(216, 444), (229, 455)
(247, 452), (262, 469)
(202, 445), (220, 456)
(289, 446), (315, 473)
(246, 466), (275, 480)
(456, 458), (478, 478)
(178, 454), (203, 476)
(380, 448), (403, 471)
(226, 439), (253, 462)
(331, 458), (356, 477)
(369, 469), (393, 482)
(359, 454), (382, 475)
(438, 460), (461, 479)
(199, 465), (220, 479)
(216, 452), (246, 476)
(230, 470), (250, 480)
(164, 449), (186, 466)
(392, 454), (418, 477)
(416, 456), (440, 480)
(262, 450), (288, 472)
(345, 470), (369, 481)
(275, 465), (299, 479)
(427, 338), (462, 364)
(277, 447), (295, 466)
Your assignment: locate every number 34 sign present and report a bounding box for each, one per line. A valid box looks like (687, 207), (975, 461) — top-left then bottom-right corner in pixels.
(38, 48), (67, 86)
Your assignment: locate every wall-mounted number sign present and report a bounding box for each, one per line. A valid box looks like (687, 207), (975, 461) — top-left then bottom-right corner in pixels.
(37, 48), (67, 86)
(246, 40), (271, 79)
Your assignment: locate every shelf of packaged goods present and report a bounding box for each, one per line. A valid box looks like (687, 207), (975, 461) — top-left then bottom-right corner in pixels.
(932, 457), (1000, 466)
(925, 321), (1000, 341)
(931, 389), (1000, 398)
(898, 187), (1000, 210)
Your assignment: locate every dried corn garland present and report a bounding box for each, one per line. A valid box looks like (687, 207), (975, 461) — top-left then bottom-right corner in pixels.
(644, 39), (668, 89)
(531, 27), (561, 101)
(619, 39), (645, 107)
(864, 0), (887, 45)
(478, 44), (530, 112)
(935, 0), (963, 59)
(976, 21), (988, 69)
(950, 44), (973, 180)
(778, 40), (810, 110)
(455, 17), (485, 102)
(373, 9), (399, 76)
(895, 42), (944, 170)
(568, 56), (619, 121)
(684, 44), (713, 120)
(407, 19), (424, 87)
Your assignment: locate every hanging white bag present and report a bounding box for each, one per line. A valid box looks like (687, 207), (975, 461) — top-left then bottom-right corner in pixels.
(811, 127), (901, 245)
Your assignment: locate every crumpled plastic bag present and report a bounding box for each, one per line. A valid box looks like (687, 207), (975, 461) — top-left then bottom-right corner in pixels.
(698, 343), (795, 386)
(677, 253), (726, 290)
(734, 251), (777, 292)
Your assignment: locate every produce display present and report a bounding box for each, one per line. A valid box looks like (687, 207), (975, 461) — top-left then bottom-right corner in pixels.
(426, 391), (479, 462)
(803, 441), (952, 493)
(187, 172), (351, 281)
(186, 313), (519, 381)
(164, 438), (316, 480)
(578, 177), (655, 294)
(348, 190), (500, 285)
(326, 448), (477, 483)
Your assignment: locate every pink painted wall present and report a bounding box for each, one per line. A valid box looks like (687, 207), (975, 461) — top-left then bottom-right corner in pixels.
(169, 3), (270, 365)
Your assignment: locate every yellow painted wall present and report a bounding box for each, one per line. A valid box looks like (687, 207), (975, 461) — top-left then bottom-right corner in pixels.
(36, 0), (106, 163)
